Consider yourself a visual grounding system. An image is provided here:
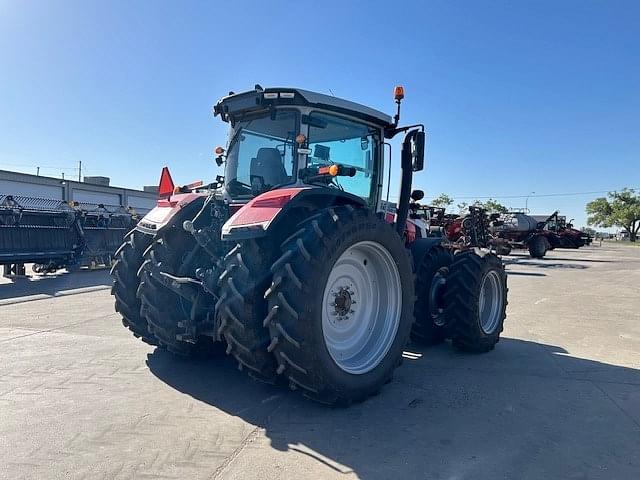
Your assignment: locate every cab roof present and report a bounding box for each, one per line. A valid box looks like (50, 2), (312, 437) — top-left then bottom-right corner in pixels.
(214, 86), (393, 128)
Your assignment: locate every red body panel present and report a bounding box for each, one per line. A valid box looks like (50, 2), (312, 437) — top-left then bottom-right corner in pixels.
(156, 192), (203, 208)
(225, 188), (308, 228)
(137, 192), (206, 233)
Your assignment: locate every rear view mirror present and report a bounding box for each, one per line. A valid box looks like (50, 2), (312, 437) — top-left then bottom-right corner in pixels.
(411, 189), (424, 201)
(412, 131), (425, 172)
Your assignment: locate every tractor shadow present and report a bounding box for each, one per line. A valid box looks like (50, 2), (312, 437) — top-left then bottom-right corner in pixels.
(505, 270), (546, 277)
(146, 338), (640, 479)
(0, 268), (111, 302)
(546, 256), (613, 263)
(502, 258), (588, 270)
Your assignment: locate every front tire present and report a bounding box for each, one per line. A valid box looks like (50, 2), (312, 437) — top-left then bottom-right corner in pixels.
(411, 246), (454, 345)
(445, 251), (507, 353)
(265, 206), (414, 405)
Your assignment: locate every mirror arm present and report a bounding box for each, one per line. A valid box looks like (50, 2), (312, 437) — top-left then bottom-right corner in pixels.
(384, 142), (392, 207)
(385, 123), (424, 139)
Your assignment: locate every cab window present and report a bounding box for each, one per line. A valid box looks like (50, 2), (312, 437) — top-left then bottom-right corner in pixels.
(307, 112), (379, 204)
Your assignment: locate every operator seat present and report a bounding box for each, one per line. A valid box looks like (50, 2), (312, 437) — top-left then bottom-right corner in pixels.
(250, 148), (288, 191)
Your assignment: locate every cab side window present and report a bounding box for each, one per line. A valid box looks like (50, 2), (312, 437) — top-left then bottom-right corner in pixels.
(307, 112), (379, 204)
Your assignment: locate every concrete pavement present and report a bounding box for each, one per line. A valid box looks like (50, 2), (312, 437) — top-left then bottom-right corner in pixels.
(1, 244), (638, 479)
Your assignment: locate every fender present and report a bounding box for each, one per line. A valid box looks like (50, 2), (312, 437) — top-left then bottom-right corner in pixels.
(221, 186), (366, 241)
(136, 193), (208, 235)
(410, 237), (444, 271)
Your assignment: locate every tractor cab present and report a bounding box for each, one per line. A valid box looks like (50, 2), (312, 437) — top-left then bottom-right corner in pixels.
(213, 87), (394, 204)
(213, 85), (425, 240)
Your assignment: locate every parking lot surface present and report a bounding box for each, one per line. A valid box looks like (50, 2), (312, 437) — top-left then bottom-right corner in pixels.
(1, 245), (639, 479)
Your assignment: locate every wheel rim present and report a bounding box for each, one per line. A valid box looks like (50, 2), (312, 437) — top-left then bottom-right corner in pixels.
(321, 241), (402, 375)
(429, 267), (448, 327)
(478, 270), (504, 334)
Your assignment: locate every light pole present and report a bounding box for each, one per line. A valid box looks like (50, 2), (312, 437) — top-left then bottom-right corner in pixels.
(525, 191), (535, 212)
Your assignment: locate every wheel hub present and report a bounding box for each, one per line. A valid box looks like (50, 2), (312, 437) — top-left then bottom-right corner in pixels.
(429, 267), (448, 326)
(479, 270), (504, 334)
(331, 286), (356, 319)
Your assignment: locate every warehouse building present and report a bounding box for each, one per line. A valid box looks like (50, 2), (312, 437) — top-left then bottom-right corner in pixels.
(0, 169), (157, 213)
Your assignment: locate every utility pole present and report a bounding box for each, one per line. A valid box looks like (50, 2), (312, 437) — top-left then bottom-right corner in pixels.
(78, 161), (82, 182)
(61, 172), (65, 180)
(36, 166), (40, 176)
(525, 191), (535, 212)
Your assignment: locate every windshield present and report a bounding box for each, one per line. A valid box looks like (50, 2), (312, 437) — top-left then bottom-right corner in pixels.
(224, 110), (298, 198)
(307, 112), (380, 204)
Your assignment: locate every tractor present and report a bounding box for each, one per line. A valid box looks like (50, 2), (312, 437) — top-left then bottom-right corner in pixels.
(111, 85), (508, 405)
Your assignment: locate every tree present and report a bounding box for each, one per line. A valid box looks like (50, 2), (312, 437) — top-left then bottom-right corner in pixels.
(431, 193), (453, 209)
(459, 198), (509, 214)
(586, 189), (640, 242)
(481, 198), (509, 214)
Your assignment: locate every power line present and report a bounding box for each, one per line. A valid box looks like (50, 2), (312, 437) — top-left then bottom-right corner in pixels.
(383, 187), (638, 204)
(429, 188), (639, 200)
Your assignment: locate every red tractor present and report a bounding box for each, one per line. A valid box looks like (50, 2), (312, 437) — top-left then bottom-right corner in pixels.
(111, 85), (508, 405)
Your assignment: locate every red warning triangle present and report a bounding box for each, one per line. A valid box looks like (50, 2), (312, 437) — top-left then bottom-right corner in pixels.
(158, 167), (175, 198)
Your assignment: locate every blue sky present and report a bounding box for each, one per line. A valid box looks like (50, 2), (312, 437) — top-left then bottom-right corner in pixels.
(1, 0), (638, 227)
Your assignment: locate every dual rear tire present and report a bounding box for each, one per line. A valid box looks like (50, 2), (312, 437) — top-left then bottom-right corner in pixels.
(219, 206), (415, 405)
(111, 230), (158, 346)
(137, 225), (219, 356)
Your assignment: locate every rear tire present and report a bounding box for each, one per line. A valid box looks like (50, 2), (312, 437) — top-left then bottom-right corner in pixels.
(411, 246), (454, 345)
(265, 206), (414, 405)
(217, 240), (279, 383)
(445, 251), (507, 353)
(111, 230), (158, 345)
(528, 235), (548, 258)
(137, 225), (219, 356)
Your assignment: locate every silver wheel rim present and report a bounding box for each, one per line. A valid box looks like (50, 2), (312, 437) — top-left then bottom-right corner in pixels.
(322, 241), (402, 375)
(479, 270), (504, 334)
(430, 267), (448, 327)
